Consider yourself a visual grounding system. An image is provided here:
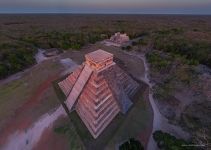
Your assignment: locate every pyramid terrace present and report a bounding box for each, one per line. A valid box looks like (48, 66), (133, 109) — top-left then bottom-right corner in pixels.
(58, 49), (139, 138)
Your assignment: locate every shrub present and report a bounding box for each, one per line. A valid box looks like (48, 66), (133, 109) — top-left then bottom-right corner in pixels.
(146, 51), (171, 71)
(126, 45), (132, 51)
(0, 64), (8, 79)
(132, 41), (138, 46)
(119, 138), (144, 150)
(153, 34), (211, 68)
(54, 125), (70, 134)
(153, 130), (194, 150)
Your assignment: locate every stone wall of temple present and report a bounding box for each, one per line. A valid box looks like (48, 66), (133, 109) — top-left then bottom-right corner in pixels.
(110, 32), (129, 44)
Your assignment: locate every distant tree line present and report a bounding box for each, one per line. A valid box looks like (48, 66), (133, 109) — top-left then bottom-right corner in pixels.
(0, 30), (111, 79)
(0, 43), (36, 79)
(152, 28), (211, 68)
(20, 31), (110, 50)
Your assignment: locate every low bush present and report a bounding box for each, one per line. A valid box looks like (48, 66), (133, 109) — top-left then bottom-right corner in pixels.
(153, 130), (194, 150)
(119, 138), (144, 150)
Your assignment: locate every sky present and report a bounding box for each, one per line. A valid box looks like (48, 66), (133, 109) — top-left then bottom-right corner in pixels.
(0, 0), (211, 14)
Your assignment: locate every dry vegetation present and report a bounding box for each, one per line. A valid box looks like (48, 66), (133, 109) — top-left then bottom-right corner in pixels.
(1, 14), (211, 78)
(147, 49), (211, 149)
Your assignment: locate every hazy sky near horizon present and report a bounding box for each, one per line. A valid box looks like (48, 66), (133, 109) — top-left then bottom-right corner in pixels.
(0, 0), (211, 14)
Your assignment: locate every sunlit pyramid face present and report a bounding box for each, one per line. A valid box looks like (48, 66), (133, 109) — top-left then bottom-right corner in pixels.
(58, 49), (139, 138)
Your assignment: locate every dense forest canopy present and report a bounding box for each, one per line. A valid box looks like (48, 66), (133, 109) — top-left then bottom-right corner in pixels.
(0, 14), (211, 79)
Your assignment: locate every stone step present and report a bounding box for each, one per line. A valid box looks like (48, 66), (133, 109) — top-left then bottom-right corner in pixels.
(82, 89), (111, 108)
(76, 106), (96, 135)
(79, 92), (113, 117)
(77, 102), (95, 123)
(59, 80), (70, 96)
(94, 97), (115, 118)
(94, 105), (119, 134)
(67, 75), (76, 84)
(66, 65), (93, 110)
(63, 80), (71, 94)
(124, 83), (135, 94)
(94, 101), (118, 125)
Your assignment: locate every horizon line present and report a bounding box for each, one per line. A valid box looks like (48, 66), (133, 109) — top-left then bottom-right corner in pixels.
(0, 12), (211, 15)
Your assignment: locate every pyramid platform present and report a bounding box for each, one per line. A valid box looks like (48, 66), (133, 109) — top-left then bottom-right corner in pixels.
(58, 49), (139, 138)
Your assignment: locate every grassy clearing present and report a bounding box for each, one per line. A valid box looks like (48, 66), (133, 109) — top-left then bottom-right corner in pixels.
(0, 59), (63, 128)
(55, 85), (152, 150)
(0, 79), (29, 123)
(52, 74), (69, 103)
(54, 122), (84, 150)
(105, 88), (151, 150)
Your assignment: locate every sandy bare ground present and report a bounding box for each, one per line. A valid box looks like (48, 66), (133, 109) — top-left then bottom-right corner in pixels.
(0, 56), (78, 150)
(0, 74), (59, 149)
(1, 106), (66, 150)
(60, 58), (78, 75)
(32, 117), (70, 150)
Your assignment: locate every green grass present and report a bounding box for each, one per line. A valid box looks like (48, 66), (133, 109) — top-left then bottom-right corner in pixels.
(0, 59), (63, 128)
(0, 79), (29, 122)
(153, 130), (193, 150)
(0, 79), (24, 96)
(52, 74), (69, 103)
(105, 89), (151, 150)
(58, 86), (152, 150)
(54, 123), (84, 150)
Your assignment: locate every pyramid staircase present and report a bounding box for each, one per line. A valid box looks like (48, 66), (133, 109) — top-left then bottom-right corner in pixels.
(76, 73), (120, 138)
(65, 65), (93, 111)
(115, 66), (139, 97)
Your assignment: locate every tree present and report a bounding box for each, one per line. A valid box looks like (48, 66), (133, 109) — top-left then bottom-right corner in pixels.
(0, 64), (8, 79)
(119, 138), (144, 150)
(153, 130), (194, 150)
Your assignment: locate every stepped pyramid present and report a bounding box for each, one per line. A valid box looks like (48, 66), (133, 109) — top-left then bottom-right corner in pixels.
(58, 49), (139, 138)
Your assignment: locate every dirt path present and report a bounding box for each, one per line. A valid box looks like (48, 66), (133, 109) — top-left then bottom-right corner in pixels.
(32, 116), (69, 150)
(138, 87), (153, 149)
(0, 74), (59, 149)
(35, 49), (48, 64)
(1, 106), (67, 150)
(15, 75), (59, 114)
(0, 54), (79, 150)
(122, 51), (191, 150)
(0, 48), (55, 86)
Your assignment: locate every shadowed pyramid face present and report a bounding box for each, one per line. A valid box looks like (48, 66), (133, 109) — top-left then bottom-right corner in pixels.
(85, 49), (114, 71)
(58, 49), (139, 138)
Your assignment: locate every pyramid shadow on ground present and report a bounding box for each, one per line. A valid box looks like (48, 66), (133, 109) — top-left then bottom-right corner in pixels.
(69, 82), (147, 150)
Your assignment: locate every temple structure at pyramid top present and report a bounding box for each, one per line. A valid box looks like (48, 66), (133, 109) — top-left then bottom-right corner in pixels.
(58, 49), (139, 138)
(85, 49), (114, 71)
